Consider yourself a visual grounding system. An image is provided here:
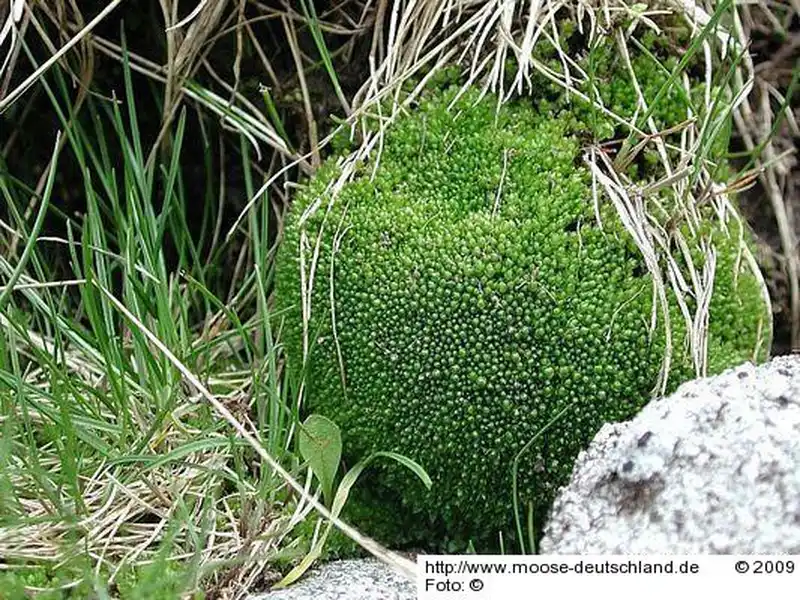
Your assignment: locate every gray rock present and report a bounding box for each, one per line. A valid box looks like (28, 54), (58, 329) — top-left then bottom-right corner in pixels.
(540, 355), (800, 554)
(250, 559), (415, 600)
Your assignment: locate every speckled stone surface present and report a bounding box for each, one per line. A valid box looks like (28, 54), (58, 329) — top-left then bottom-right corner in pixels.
(540, 355), (800, 554)
(249, 559), (416, 600)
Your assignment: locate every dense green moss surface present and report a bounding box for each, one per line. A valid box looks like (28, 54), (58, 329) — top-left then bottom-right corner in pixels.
(275, 52), (769, 551)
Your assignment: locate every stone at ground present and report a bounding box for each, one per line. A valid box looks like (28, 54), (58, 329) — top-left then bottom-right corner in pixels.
(249, 559), (415, 600)
(540, 355), (800, 554)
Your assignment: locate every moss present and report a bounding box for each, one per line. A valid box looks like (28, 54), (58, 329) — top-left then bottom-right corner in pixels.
(0, 557), (204, 599)
(275, 29), (769, 552)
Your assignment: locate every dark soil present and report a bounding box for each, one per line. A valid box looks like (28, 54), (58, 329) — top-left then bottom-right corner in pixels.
(737, 11), (800, 356)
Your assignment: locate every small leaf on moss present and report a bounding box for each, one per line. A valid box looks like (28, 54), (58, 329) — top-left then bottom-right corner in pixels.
(299, 414), (342, 504)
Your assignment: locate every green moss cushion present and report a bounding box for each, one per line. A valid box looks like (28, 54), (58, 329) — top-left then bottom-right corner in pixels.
(274, 80), (769, 551)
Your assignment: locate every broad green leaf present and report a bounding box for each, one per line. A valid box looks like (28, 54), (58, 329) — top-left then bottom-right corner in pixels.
(298, 414), (341, 505)
(273, 451), (431, 589)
